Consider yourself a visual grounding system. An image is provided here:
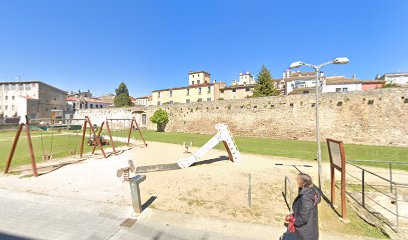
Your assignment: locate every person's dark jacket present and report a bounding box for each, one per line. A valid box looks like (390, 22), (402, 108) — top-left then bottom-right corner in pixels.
(292, 186), (322, 240)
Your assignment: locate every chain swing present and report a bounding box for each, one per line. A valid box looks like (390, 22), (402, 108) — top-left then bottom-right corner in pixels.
(40, 121), (54, 161)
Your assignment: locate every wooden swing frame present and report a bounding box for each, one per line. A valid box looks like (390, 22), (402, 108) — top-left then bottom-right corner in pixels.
(127, 117), (148, 147)
(105, 117), (148, 149)
(4, 116), (111, 177)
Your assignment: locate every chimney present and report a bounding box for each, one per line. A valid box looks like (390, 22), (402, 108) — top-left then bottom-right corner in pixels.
(352, 74), (357, 80)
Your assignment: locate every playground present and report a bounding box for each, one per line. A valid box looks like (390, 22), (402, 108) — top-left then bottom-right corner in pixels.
(0, 118), (407, 239)
(0, 140), (390, 238)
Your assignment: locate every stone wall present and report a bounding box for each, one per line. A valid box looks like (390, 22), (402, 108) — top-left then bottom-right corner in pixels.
(74, 88), (408, 147)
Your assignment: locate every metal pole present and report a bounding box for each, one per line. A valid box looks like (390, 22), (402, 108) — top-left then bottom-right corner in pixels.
(362, 169), (365, 208)
(248, 173), (252, 208)
(315, 68), (323, 189)
(395, 184), (399, 231)
(389, 162), (393, 193)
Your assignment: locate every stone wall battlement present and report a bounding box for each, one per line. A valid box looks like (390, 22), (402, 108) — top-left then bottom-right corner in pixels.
(74, 88), (408, 146)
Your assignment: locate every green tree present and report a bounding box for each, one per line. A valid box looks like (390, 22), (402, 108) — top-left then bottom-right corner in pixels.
(252, 65), (280, 97)
(114, 82), (132, 107)
(150, 108), (169, 132)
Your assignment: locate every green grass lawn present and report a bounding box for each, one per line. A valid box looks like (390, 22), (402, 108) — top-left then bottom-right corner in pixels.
(136, 130), (408, 171)
(1, 129), (408, 172)
(0, 129), (120, 171)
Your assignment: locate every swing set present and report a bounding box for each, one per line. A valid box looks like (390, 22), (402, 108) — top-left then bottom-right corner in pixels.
(106, 117), (147, 147)
(4, 116), (148, 177)
(5, 116), (107, 176)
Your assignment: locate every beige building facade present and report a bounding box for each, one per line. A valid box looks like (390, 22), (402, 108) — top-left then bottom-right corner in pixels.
(152, 71), (226, 105)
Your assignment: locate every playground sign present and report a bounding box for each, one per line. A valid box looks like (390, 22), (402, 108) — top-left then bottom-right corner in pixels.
(326, 138), (348, 222)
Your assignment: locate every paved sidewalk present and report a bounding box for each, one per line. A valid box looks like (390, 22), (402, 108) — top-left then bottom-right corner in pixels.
(0, 188), (380, 240)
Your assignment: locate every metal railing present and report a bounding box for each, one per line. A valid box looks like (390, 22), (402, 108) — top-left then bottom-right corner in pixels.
(284, 176), (294, 212)
(346, 160), (408, 232)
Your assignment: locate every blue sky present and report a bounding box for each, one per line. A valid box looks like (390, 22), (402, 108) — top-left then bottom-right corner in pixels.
(0, 1), (407, 97)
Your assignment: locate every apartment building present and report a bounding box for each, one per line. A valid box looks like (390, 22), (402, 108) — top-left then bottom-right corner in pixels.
(66, 90), (110, 114)
(152, 71), (226, 105)
(0, 81), (67, 123)
(131, 95), (152, 106)
(378, 72), (408, 85)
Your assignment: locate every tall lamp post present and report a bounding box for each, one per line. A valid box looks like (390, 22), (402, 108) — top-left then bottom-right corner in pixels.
(289, 57), (350, 189)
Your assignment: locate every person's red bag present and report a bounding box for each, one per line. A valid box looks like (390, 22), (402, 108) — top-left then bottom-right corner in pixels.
(285, 214), (296, 233)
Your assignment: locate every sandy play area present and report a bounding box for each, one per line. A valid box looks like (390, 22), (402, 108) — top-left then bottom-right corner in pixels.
(0, 140), (403, 237)
(0, 141), (302, 224)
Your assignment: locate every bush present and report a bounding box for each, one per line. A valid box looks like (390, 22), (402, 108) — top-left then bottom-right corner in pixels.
(150, 108), (169, 132)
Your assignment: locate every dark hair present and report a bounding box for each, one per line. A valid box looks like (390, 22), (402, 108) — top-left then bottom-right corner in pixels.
(298, 173), (314, 188)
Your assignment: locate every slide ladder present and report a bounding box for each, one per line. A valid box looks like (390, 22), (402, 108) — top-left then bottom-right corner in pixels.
(177, 123), (241, 168)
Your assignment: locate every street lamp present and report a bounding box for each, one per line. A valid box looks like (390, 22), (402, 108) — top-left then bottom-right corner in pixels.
(289, 57), (350, 189)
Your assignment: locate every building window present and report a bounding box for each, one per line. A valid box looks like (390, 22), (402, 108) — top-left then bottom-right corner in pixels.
(186, 99), (190, 103)
(158, 92), (161, 98)
(100, 105), (103, 108)
(12, 105), (15, 110)
(25, 84), (31, 90)
(197, 80), (200, 84)
(96, 105), (98, 108)
(90, 104), (93, 109)
(186, 89), (190, 96)
(198, 74), (200, 77)
(5, 96), (8, 100)
(246, 87), (250, 92)
(220, 90), (224, 93)
(343, 88), (348, 92)
(18, 85), (24, 90)
(5, 105), (8, 110)
(192, 81), (195, 85)
(335, 88), (341, 92)
(207, 86), (211, 93)
(232, 89), (237, 92)
(197, 98), (202, 102)
(157, 101), (161, 105)
(11, 85), (16, 90)
(12, 96), (15, 100)
(198, 88), (202, 95)
(207, 98), (211, 101)
(170, 90), (173, 97)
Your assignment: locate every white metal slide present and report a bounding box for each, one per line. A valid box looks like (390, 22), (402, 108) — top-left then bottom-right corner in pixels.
(177, 123), (241, 168)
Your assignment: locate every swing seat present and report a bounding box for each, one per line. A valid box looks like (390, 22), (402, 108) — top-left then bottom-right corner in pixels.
(42, 154), (52, 161)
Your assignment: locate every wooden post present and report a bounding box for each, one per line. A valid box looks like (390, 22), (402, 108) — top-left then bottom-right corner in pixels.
(330, 165), (335, 205)
(341, 151), (347, 219)
(25, 121), (38, 177)
(127, 119), (133, 145)
(4, 123), (24, 174)
(86, 116), (106, 158)
(79, 119), (87, 158)
(92, 121), (105, 154)
(106, 120), (117, 155)
(133, 117), (147, 147)
(223, 141), (234, 162)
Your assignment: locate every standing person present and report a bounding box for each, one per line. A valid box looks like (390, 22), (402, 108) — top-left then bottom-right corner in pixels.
(284, 173), (322, 240)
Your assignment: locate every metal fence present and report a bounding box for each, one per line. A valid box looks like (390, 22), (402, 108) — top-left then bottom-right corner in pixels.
(346, 160), (408, 232)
